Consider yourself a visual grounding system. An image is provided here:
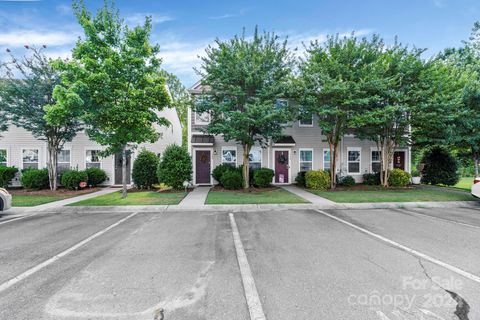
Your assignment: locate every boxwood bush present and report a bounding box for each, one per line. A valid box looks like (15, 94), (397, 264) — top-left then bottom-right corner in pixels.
(85, 167), (108, 187)
(0, 166), (18, 188)
(339, 175), (356, 187)
(421, 146), (459, 186)
(253, 168), (274, 188)
(305, 170), (331, 190)
(212, 163), (236, 185)
(295, 171), (306, 187)
(388, 169), (411, 187)
(220, 170), (243, 190)
(132, 149), (159, 189)
(61, 170), (88, 190)
(21, 168), (49, 190)
(363, 173), (380, 186)
(157, 145), (192, 189)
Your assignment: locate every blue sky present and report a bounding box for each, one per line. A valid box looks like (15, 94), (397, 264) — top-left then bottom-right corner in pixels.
(0, 0), (479, 87)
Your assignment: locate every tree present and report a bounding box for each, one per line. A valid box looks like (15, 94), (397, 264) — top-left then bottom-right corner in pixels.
(353, 41), (425, 187)
(195, 28), (294, 188)
(0, 46), (81, 190)
(298, 34), (377, 188)
(51, 1), (171, 198)
(162, 71), (191, 148)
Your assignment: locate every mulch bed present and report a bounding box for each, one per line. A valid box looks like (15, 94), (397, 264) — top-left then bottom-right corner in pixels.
(7, 187), (101, 196)
(211, 186), (279, 193)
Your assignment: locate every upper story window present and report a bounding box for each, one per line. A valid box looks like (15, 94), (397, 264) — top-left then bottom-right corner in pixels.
(22, 149), (39, 169)
(371, 150), (381, 173)
(194, 112), (211, 125)
(347, 148), (361, 174)
(0, 149), (7, 167)
(299, 105), (313, 127)
(249, 147), (262, 170)
(57, 149), (71, 173)
(221, 147), (237, 167)
(299, 149), (313, 171)
(86, 150), (101, 169)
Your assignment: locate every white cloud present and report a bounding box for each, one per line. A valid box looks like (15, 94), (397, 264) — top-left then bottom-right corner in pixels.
(125, 13), (174, 27)
(209, 8), (249, 20)
(0, 30), (78, 48)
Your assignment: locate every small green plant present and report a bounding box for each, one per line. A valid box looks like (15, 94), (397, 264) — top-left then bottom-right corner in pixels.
(132, 149), (159, 189)
(340, 175), (356, 187)
(212, 163), (236, 185)
(305, 170), (331, 190)
(21, 168), (49, 190)
(61, 170), (88, 190)
(85, 167), (108, 187)
(388, 168), (411, 187)
(411, 169), (420, 177)
(253, 168), (274, 188)
(0, 166), (18, 188)
(220, 170), (243, 190)
(157, 145), (192, 189)
(421, 146), (459, 186)
(295, 171), (307, 187)
(363, 173), (380, 186)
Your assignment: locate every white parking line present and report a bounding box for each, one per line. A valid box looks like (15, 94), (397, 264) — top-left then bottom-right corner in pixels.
(0, 211), (140, 294)
(229, 213), (267, 320)
(397, 208), (480, 230)
(0, 211), (46, 226)
(315, 209), (480, 284)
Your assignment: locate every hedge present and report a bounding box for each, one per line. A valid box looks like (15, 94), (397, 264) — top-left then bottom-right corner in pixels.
(305, 170), (330, 190)
(253, 168), (274, 188)
(157, 145), (192, 189)
(132, 149), (159, 189)
(61, 170), (88, 190)
(0, 166), (18, 188)
(21, 168), (49, 190)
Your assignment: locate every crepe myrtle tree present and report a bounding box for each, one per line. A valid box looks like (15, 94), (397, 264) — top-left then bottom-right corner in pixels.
(297, 34), (380, 188)
(0, 46), (81, 190)
(50, 1), (171, 198)
(195, 27), (295, 188)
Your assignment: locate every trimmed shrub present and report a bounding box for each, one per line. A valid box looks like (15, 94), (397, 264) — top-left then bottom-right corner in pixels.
(85, 167), (108, 187)
(0, 166), (18, 188)
(363, 173), (380, 186)
(388, 168), (411, 187)
(220, 170), (243, 190)
(212, 163), (236, 184)
(253, 168), (274, 188)
(21, 168), (49, 190)
(132, 149), (159, 189)
(421, 146), (459, 186)
(61, 170), (88, 190)
(339, 175), (356, 187)
(295, 171), (307, 187)
(305, 170), (331, 190)
(157, 145), (192, 189)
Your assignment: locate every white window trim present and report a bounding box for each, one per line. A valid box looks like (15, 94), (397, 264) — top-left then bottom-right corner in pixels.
(298, 148), (314, 172)
(370, 148), (381, 173)
(298, 116), (314, 127)
(221, 146), (238, 166)
(21, 148), (40, 170)
(323, 148), (331, 171)
(249, 147), (263, 168)
(194, 111), (211, 125)
(347, 147), (362, 175)
(85, 148), (103, 169)
(58, 148), (72, 168)
(0, 148), (8, 166)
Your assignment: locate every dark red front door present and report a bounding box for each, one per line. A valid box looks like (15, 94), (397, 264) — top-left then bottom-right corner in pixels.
(393, 151), (405, 171)
(275, 150), (289, 183)
(195, 150), (211, 184)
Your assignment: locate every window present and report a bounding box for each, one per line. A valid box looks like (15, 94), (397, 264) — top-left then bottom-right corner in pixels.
(371, 150), (381, 173)
(249, 147), (262, 170)
(222, 148), (237, 167)
(22, 149), (39, 169)
(347, 148), (361, 174)
(194, 112), (210, 125)
(299, 106), (313, 127)
(0, 149), (7, 166)
(86, 150), (101, 169)
(323, 149), (331, 171)
(57, 149), (71, 173)
(299, 149), (313, 171)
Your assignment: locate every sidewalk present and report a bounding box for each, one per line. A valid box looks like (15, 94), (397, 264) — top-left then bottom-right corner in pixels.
(281, 185), (337, 205)
(177, 186), (211, 208)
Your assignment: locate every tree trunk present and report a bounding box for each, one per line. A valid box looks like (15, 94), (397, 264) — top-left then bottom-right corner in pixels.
(474, 152), (479, 177)
(381, 139), (396, 188)
(327, 135), (338, 190)
(121, 147), (128, 199)
(47, 140), (59, 191)
(242, 143), (252, 189)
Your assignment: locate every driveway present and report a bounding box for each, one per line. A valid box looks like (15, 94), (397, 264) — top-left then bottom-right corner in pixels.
(0, 207), (479, 319)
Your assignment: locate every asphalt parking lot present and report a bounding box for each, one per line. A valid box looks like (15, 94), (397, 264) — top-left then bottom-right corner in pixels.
(0, 206), (479, 320)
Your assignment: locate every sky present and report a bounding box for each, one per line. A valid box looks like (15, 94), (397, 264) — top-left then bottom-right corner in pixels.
(0, 0), (479, 87)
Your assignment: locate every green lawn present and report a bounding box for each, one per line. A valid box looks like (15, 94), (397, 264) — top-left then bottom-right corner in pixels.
(309, 186), (476, 203)
(69, 191), (187, 206)
(452, 177), (474, 191)
(13, 195), (70, 207)
(206, 188), (309, 205)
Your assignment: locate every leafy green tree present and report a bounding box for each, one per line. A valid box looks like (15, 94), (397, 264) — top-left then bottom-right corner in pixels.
(51, 1), (171, 197)
(0, 47), (81, 190)
(352, 41), (425, 187)
(196, 28), (294, 188)
(298, 34), (378, 188)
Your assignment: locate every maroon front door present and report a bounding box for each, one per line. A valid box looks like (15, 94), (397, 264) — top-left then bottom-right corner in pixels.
(195, 150), (211, 184)
(393, 151), (406, 171)
(275, 150), (289, 183)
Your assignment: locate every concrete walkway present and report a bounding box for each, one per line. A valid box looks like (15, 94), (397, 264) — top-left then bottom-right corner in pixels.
(177, 186), (211, 208)
(281, 185), (337, 205)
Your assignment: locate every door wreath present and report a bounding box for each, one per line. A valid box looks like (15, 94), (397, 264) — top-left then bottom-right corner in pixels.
(277, 153), (288, 165)
(200, 153), (209, 163)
